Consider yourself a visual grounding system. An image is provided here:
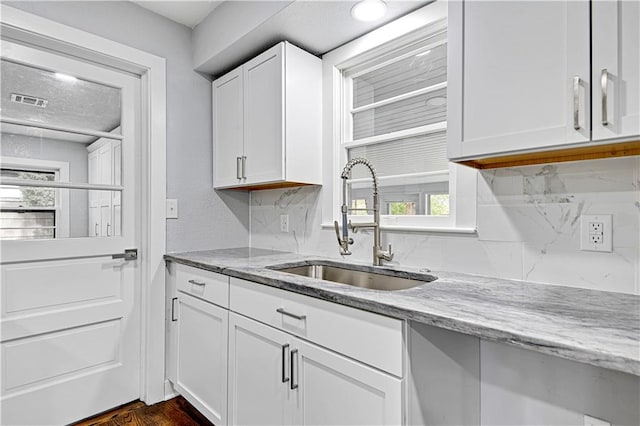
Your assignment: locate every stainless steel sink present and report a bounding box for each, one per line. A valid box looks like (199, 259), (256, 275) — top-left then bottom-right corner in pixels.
(271, 262), (437, 291)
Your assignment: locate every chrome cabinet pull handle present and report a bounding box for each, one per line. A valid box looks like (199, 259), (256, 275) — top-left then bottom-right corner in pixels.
(290, 349), (299, 390)
(276, 308), (306, 321)
(171, 297), (178, 321)
(281, 344), (290, 383)
(601, 68), (608, 126)
(106, 223), (111, 237)
(236, 157), (242, 180)
(573, 76), (581, 130)
(95, 223), (99, 236)
(188, 279), (206, 286)
(241, 156), (247, 179)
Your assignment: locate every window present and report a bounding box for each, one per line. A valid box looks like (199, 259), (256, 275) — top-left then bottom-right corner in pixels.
(322, 2), (476, 232)
(0, 157), (69, 240)
(0, 169), (56, 240)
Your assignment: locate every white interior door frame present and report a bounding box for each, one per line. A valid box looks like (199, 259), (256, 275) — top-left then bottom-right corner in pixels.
(0, 4), (168, 404)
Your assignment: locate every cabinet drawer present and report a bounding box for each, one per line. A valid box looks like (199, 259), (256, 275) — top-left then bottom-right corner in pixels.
(176, 264), (229, 308)
(229, 278), (404, 377)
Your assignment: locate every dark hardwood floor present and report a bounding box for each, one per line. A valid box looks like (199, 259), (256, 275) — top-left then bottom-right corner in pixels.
(71, 396), (214, 426)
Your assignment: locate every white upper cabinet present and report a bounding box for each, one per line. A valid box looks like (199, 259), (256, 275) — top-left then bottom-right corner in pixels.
(212, 41), (322, 189)
(213, 68), (244, 188)
(448, 0), (639, 168)
(243, 46), (285, 185)
(592, 0), (640, 142)
(448, 0), (591, 161)
(87, 137), (121, 237)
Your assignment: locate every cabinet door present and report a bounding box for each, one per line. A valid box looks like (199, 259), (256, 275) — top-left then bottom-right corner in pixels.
(294, 339), (403, 426)
(228, 312), (294, 426)
(448, 0), (590, 160)
(166, 262), (178, 384)
(213, 67), (244, 188)
(592, 0), (640, 141)
(243, 43), (285, 185)
(98, 144), (112, 237)
(111, 141), (122, 236)
(175, 293), (228, 425)
(87, 150), (100, 237)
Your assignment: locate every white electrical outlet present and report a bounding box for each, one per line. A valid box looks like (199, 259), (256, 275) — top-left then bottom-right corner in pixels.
(166, 199), (178, 219)
(580, 214), (612, 252)
(584, 414), (611, 426)
(280, 214), (289, 233)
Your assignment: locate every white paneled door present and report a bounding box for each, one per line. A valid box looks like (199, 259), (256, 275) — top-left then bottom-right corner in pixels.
(0, 40), (141, 425)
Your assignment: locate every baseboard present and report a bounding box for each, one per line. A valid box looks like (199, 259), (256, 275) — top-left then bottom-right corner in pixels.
(164, 379), (178, 401)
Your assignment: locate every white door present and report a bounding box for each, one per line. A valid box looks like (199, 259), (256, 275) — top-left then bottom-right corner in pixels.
(243, 43), (285, 185)
(174, 292), (228, 425)
(592, 0), (640, 142)
(448, 0), (590, 160)
(294, 339), (403, 426)
(213, 67), (244, 188)
(0, 40), (141, 425)
(228, 312), (294, 426)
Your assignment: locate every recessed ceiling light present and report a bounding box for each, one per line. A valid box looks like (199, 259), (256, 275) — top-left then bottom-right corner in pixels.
(351, 0), (387, 22)
(55, 73), (77, 83)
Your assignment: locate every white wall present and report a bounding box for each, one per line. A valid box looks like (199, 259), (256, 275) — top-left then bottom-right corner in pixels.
(6, 0), (250, 252)
(1, 133), (88, 237)
(250, 156), (640, 295)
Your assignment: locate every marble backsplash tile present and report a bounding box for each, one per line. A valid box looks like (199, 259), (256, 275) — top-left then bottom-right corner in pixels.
(249, 157), (640, 294)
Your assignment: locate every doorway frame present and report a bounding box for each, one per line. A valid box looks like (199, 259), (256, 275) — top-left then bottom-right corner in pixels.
(0, 5), (168, 404)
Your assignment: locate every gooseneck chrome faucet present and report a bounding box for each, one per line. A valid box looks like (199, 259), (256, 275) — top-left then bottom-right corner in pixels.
(334, 158), (394, 266)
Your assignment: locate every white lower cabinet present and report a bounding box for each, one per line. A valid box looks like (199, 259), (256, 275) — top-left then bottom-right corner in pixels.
(228, 312), (294, 426)
(167, 265), (404, 426)
(175, 293), (228, 425)
(295, 339), (402, 426)
(227, 276), (404, 426)
(228, 312), (402, 426)
(166, 263), (230, 425)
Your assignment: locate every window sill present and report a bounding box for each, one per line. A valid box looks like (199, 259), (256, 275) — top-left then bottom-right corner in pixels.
(321, 222), (477, 235)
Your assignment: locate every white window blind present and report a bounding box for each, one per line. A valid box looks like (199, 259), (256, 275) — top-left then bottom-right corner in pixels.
(347, 131), (448, 179)
(343, 22), (450, 217)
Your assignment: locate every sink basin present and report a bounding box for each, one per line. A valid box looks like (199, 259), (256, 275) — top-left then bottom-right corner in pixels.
(270, 261), (437, 291)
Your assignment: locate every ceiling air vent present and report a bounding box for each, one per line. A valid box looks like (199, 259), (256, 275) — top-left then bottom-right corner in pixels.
(10, 93), (48, 108)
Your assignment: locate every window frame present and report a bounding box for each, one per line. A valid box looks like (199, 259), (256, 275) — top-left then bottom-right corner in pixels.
(0, 156), (70, 238)
(321, 1), (477, 233)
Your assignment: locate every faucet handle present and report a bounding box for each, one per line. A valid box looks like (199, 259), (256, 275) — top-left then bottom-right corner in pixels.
(379, 244), (394, 262)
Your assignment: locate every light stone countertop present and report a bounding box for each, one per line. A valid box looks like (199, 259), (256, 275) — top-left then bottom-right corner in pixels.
(165, 247), (640, 377)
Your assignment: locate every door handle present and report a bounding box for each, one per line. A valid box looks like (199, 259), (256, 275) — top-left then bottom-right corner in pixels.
(236, 156), (242, 180)
(111, 248), (138, 260)
(281, 343), (290, 383)
(171, 297), (178, 321)
(601, 68), (608, 126)
(573, 76), (581, 130)
(290, 349), (299, 390)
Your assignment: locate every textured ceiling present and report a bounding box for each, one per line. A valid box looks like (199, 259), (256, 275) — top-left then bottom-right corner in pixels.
(0, 59), (121, 143)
